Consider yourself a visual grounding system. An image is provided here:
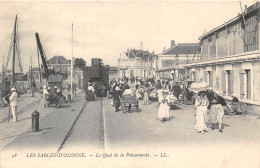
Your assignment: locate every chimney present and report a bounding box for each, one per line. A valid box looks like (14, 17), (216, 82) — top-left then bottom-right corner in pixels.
(171, 40), (176, 47)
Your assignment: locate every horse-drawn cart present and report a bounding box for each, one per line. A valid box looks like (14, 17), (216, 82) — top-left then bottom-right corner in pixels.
(120, 94), (139, 113)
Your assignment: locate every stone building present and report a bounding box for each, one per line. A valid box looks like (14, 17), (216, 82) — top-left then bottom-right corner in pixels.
(109, 66), (118, 81)
(184, 2), (260, 111)
(156, 41), (200, 81)
(118, 49), (157, 81)
(47, 56), (71, 79)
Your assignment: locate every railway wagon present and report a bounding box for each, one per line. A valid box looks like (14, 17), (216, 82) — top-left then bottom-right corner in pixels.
(83, 58), (109, 97)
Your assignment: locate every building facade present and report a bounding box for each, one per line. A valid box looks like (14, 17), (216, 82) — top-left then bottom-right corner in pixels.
(185, 2), (260, 108)
(118, 49), (157, 81)
(156, 41), (200, 81)
(109, 66), (118, 81)
(47, 56), (71, 74)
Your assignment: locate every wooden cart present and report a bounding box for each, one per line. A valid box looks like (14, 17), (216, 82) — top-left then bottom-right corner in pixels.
(120, 94), (139, 113)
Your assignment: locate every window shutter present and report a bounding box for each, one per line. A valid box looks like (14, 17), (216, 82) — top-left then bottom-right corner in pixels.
(240, 70), (245, 99)
(247, 70), (251, 100)
(189, 72), (192, 80)
(222, 70), (226, 96)
(230, 70), (234, 95)
(209, 71), (213, 87)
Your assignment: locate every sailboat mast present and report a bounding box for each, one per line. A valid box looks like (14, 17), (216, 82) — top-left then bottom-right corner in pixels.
(11, 15), (17, 88)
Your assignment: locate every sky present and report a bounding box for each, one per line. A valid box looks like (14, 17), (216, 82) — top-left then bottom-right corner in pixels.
(0, 0), (257, 72)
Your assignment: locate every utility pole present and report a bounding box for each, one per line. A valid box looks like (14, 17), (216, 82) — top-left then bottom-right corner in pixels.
(70, 23), (74, 100)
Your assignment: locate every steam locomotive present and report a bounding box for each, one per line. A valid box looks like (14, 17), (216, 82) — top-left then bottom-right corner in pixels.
(82, 58), (109, 97)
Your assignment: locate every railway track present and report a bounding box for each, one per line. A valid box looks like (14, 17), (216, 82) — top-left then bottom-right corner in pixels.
(57, 98), (105, 152)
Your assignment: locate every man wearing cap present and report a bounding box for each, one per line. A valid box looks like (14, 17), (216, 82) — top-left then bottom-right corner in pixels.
(9, 88), (18, 122)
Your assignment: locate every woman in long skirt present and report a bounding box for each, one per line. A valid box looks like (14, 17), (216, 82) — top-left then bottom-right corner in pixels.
(42, 85), (48, 107)
(143, 84), (150, 105)
(86, 83), (95, 101)
(158, 91), (171, 122)
(194, 91), (209, 134)
(112, 86), (122, 112)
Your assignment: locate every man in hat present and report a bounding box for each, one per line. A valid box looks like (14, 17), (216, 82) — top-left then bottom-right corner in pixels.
(9, 88), (18, 122)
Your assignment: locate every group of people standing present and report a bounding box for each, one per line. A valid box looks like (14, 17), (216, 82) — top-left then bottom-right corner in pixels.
(86, 82), (97, 101)
(154, 80), (192, 102)
(194, 87), (242, 134)
(42, 85), (63, 108)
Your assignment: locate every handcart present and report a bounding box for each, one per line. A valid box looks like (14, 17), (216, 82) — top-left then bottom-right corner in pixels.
(120, 94), (139, 113)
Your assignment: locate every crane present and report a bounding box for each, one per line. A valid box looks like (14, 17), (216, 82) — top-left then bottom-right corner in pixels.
(35, 32), (53, 78)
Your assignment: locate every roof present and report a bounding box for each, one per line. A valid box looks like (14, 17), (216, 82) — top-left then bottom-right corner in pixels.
(160, 43), (199, 56)
(125, 49), (156, 61)
(47, 56), (70, 64)
(199, 2), (259, 40)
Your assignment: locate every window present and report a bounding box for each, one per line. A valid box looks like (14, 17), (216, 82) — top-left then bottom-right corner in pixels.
(122, 70), (126, 78)
(244, 15), (259, 52)
(222, 70), (234, 96)
(192, 71), (196, 81)
(226, 70), (234, 96)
